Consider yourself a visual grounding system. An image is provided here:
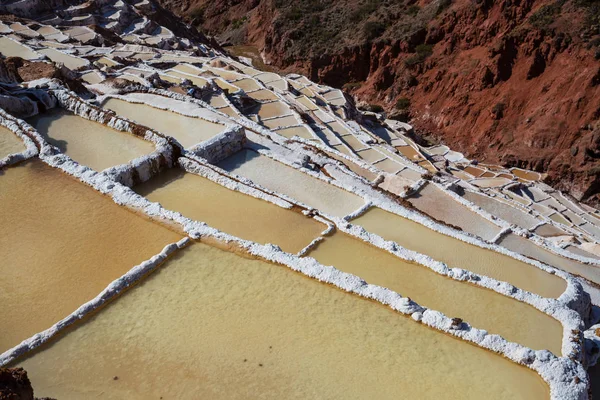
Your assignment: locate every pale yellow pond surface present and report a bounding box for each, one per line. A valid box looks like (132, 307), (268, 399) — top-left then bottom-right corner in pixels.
(0, 36), (39, 59)
(101, 98), (226, 148)
(133, 167), (324, 253)
(0, 160), (181, 352)
(218, 149), (365, 217)
(353, 208), (567, 299)
(38, 48), (89, 70)
(15, 243), (549, 400)
(28, 108), (154, 171)
(275, 125), (314, 140)
(408, 184), (502, 241)
(463, 191), (540, 230)
(307, 233), (563, 354)
(0, 126), (25, 159)
(499, 233), (600, 285)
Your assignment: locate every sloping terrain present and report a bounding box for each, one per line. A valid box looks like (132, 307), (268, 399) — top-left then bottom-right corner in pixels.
(157, 0), (600, 206)
(2, 1), (600, 399)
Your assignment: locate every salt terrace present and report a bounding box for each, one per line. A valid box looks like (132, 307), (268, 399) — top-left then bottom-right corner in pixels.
(0, 1), (599, 399)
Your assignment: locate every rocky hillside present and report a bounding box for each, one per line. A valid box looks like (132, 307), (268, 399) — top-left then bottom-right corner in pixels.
(157, 0), (600, 205)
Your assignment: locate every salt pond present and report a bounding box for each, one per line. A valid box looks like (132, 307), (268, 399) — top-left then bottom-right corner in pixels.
(218, 149), (365, 217)
(28, 108), (155, 171)
(14, 242), (549, 400)
(307, 233), (563, 354)
(133, 167), (324, 253)
(0, 160), (181, 352)
(353, 207), (567, 298)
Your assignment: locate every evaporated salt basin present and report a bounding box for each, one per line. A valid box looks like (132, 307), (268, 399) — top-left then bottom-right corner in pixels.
(0, 126), (25, 159)
(15, 243), (548, 400)
(408, 184), (501, 241)
(0, 160), (181, 352)
(101, 98), (226, 148)
(133, 168), (324, 253)
(499, 233), (600, 285)
(0, 36), (39, 59)
(28, 108), (155, 172)
(353, 208), (567, 299)
(218, 149), (365, 217)
(307, 233), (563, 354)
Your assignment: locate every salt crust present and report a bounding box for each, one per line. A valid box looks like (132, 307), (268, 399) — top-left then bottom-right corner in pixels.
(0, 108), (38, 168)
(0, 79), (590, 398)
(103, 88), (591, 346)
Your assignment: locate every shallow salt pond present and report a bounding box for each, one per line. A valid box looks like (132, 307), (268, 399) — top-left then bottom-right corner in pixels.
(101, 98), (226, 148)
(28, 108), (155, 171)
(38, 48), (88, 70)
(15, 242), (549, 400)
(408, 184), (501, 241)
(308, 233), (562, 354)
(499, 233), (600, 285)
(275, 125), (314, 140)
(252, 101), (291, 119)
(353, 207), (567, 299)
(463, 191), (539, 229)
(0, 160), (181, 352)
(0, 36), (39, 59)
(231, 78), (261, 92)
(396, 145), (422, 161)
(218, 149), (365, 217)
(261, 115), (299, 129)
(0, 126), (25, 159)
(247, 89), (278, 101)
(512, 168), (541, 181)
(133, 167), (324, 253)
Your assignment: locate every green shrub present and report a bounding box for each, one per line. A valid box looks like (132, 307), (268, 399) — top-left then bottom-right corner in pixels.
(415, 44), (433, 56)
(492, 102), (506, 119)
(529, 1), (564, 29)
(395, 97), (411, 110)
(350, 0), (382, 22)
(189, 6), (206, 23)
(230, 16), (248, 30)
(343, 82), (362, 91)
(284, 6), (303, 21)
(405, 44), (433, 66)
(369, 104), (384, 113)
(364, 21), (387, 40)
(407, 5), (420, 16)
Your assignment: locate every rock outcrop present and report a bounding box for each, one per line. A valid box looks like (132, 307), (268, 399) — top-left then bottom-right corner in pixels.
(0, 367), (51, 400)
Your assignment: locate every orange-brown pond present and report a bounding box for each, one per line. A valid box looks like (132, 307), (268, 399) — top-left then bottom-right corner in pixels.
(14, 242), (549, 400)
(0, 160), (181, 352)
(0, 126), (25, 159)
(133, 167), (324, 253)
